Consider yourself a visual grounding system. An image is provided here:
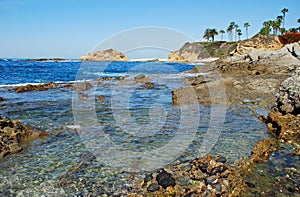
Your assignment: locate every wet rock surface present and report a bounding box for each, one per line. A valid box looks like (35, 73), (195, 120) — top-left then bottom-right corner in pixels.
(129, 146), (280, 197)
(14, 82), (58, 93)
(0, 116), (47, 159)
(172, 62), (289, 105)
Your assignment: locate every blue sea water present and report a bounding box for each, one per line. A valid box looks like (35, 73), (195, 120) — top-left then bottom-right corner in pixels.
(0, 60), (270, 195)
(0, 61), (195, 85)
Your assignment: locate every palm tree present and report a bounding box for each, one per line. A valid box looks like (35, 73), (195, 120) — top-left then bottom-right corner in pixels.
(234, 24), (239, 42)
(280, 28), (286, 35)
(281, 8), (289, 29)
(243, 22), (250, 39)
(219, 30), (225, 41)
(262, 20), (272, 36)
(227, 26), (233, 42)
(237, 29), (242, 41)
(276, 16), (283, 34)
(288, 28), (297, 33)
(227, 22), (235, 42)
(273, 21), (281, 35)
(203, 28), (218, 42)
(210, 28), (218, 42)
(203, 29), (211, 42)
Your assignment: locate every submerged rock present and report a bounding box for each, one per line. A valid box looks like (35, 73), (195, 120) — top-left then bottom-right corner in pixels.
(0, 116), (47, 159)
(73, 81), (93, 91)
(147, 183), (159, 192)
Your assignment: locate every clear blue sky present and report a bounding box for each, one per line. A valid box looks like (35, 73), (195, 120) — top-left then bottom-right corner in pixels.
(0, 0), (299, 58)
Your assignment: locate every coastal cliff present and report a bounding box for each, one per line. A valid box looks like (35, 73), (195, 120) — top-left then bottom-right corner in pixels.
(168, 41), (237, 62)
(79, 49), (128, 62)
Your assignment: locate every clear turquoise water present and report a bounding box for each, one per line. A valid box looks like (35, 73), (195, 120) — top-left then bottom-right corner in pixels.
(0, 61), (270, 195)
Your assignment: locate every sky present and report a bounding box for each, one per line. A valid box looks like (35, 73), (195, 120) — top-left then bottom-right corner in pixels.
(0, 0), (299, 59)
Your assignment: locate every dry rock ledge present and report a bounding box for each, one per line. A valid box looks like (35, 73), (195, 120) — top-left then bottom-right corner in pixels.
(79, 49), (128, 62)
(0, 116), (47, 159)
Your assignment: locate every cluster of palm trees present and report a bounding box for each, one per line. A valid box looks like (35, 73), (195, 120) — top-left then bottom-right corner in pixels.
(203, 8), (299, 42)
(260, 8), (289, 36)
(203, 22), (250, 42)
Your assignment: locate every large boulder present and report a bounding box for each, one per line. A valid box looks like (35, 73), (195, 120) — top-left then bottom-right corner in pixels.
(276, 68), (300, 114)
(79, 49), (128, 62)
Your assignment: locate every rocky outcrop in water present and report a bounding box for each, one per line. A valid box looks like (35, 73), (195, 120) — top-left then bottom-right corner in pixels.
(25, 58), (68, 62)
(79, 49), (128, 62)
(0, 116), (47, 159)
(14, 82), (58, 93)
(13, 82), (75, 93)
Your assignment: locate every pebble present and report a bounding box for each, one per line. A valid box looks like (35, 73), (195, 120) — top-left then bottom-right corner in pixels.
(144, 173), (153, 183)
(204, 177), (217, 185)
(212, 183), (222, 192)
(216, 156), (227, 163)
(156, 169), (176, 189)
(245, 181), (255, 188)
(147, 183), (159, 192)
(200, 163), (209, 172)
(210, 165), (228, 175)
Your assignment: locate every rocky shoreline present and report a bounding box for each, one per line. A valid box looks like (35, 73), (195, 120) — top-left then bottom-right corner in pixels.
(168, 37), (300, 196)
(1, 36), (299, 195)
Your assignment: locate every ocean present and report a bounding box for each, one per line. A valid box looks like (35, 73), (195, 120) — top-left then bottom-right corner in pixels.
(0, 60), (270, 195)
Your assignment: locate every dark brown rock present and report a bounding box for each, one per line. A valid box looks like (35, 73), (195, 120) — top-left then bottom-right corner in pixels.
(14, 82), (57, 93)
(156, 169), (176, 189)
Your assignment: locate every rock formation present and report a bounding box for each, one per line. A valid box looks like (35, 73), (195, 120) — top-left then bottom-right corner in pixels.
(220, 39), (300, 67)
(0, 116), (47, 159)
(14, 82), (58, 93)
(276, 68), (300, 114)
(234, 35), (283, 55)
(79, 49), (128, 62)
(267, 69), (300, 154)
(168, 42), (237, 62)
(168, 51), (187, 62)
